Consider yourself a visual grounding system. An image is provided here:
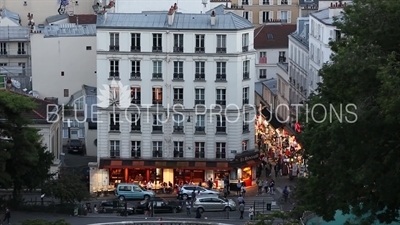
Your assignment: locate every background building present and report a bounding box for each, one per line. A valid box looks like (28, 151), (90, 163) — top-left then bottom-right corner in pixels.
(90, 7), (258, 191)
(254, 23), (295, 80)
(31, 23), (97, 103)
(115, 0), (212, 13)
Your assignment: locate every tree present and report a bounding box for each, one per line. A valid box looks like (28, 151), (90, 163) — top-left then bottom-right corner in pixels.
(0, 91), (54, 201)
(295, 0), (400, 224)
(245, 211), (302, 225)
(43, 173), (90, 203)
(21, 219), (70, 225)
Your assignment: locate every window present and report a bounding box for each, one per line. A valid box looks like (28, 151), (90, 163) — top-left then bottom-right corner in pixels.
(152, 87), (163, 105)
(195, 35), (205, 52)
(335, 30), (341, 41)
(131, 141), (141, 158)
(242, 11), (250, 21)
(173, 88), (183, 104)
(216, 142), (226, 159)
(74, 97), (84, 110)
(86, 46), (91, 50)
(0, 75), (5, 88)
(242, 0), (249, 5)
(63, 89), (69, 97)
(243, 60), (250, 80)
(216, 35), (226, 53)
(279, 51), (286, 62)
(216, 89), (226, 106)
(195, 142), (205, 158)
(195, 115), (205, 133)
(152, 61), (162, 80)
(18, 42), (25, 54)
(110, 140), (120, 157)
(131, 61), (141, 79)
(0, 63), (7, 66)
(173, 61), (184, 80)
(242, 87), (249, 105)
(109, 33), (119, 51)
(173, 114), (184, 133)
(152, 33), (162, 52)
(216, 115), (226, 133)
(109, 85), (119, 106)
(279, 11), (288, 23)
(131, 86), (141, 104)
(131, 113), (141, 132)
(216, 62), (226, 81)
(173, 141), (184, 158)
(259, 52), (267, 64)
(242, 140), (248, 151)
(109, 60), (119, 78)
(62, 126), (68, 138)
(152, 141), (163, 158)
(173, 34), (184, 52)
(152, 114), (163, 132)
(263, 0), (270, 4)
(195, 62), (205, 80)
(243, 113), (250, 132)
(242, 33), (249, 52)
(131, 33), (141, 52)
(262, 11), (270, 23)
(110, 113), (120, 131)
(195, 88), (205, 105)
(0, 43), (7, 55)
(280, 0), (288, 4)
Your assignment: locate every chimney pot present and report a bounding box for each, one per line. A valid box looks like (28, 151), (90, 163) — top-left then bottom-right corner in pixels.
(211, 11), (216, 25)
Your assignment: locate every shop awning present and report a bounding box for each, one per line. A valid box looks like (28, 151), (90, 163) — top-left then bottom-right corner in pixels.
(99, 159), (232, 170)
(230, 150), (262, 168)
(261, 108), (282, 128)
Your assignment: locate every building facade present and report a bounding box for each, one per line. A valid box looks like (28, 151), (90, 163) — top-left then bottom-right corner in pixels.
(90, 8), (258, 192)
(30, 23), (97, 104)
(254, 23), (295, 80)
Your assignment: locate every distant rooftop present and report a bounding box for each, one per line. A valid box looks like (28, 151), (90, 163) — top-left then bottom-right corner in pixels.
(290, 17), (309, 49)
(255, 82), (263, 96)
(69, 14), (97, 24)
(311, 7), (344, 25)
(299, 0), (319, 7)
(83, 85), (97, 96)
(46, 14), (68, 24)
(205, 4), (226, 15)
(262, 78), (278, 96)
(254, 24), (296, 49)
(96, 12), (254, 30)
(36, 24), (96, 38)
(0, 26), (30, 41)
(0, 7), (20, 25)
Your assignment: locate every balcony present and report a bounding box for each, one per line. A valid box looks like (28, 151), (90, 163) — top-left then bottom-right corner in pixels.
(259, 57), (267, 64)
(131, 125), (141, 132)
(152, 126), (163, 132)
(195, 126), (205, 133)
(216, 100), (226, 106)
(131, 98), (141, 104)
(0, 50), (7, 55)
(173, 126), (184, 133)
(243, 99), (249, 105)
(152, 99), (162, 105)
(17, 50), (26, 55)
(152, 151), (163, 158)
(195, 47), (205, 53)
(216, 74), (226, 81)
(243, 124), (249, 132)
(152, 46), (162, 52)
(109, 72), (120, 78)
(279, 56), (287, 63)
(174, 151), (184, 158)
(242, 46), (248, 52)
(195, 73), (205, 81)
(216, 126), (226, 133)
(195, 152), (205, 158)
(110, 151), (120, 158)
(173, 46), (183, 52)
(195, 100), (205, 105)
(152, 73), (163, 80)
(109, 45), (119, 51)
(216, 47), (226, 53)
(131, 149), (141, 158)
(131, 46), (141, 52)
(173, 99), (183, 104)
(216, 152), (226, 159)
(243, 72), (250, 80)
(173, 73), (184, 80)
(130, 72), (141, 79)
(109, 125), (120, 131)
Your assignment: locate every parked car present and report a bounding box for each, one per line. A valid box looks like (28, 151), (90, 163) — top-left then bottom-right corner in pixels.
(67, 139), (84, 154)
(192, 195), (236, 213)
(99, 200), (135, 215)
(115, 183), (155, 201)
(177, 185), (219, 200)
(135, 198), (181, 214)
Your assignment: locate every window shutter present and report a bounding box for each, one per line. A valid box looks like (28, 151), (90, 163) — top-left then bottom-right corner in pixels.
(259, 11), (263, 24)
(249, 11), (253, 23)
(269, 11), (274, 20)
(288, 0), (292, 5)
(249, 0), (253, 5)
(277, 11), (281, 20)
(287, 11), (292, 23)
(269, 0), (273, 5)
(238, 0), (242, 6)
(278, 0), (281, 5)
(259, 0), (263, 5)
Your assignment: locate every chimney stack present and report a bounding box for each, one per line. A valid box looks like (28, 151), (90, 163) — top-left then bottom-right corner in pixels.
(211, 10), (216, 26)
(168, 4), (177, 26)
(76, 16), (79, 25)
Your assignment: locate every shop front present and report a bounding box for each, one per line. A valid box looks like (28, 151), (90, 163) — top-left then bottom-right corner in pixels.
(230, 150), (261, 187)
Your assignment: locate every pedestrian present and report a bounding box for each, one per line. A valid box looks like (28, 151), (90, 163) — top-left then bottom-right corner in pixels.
(274, 164), (279, 178)
(144, 201), (150, 219)
(264, 180), (270, 194)
(249, 206), (254, 220)
(236, 180), (242, 195)
(269, 179), (275, 195)
(237, 195), (244, 205)
(257, 179), (263, 195)
(239, 202), (245, 219)
(1, 207), (10, 225)
(241, 184), (246, 197)
(207, 179), (213, 190)
(195, 208), (202, 219)
(186, 201), (191, 216)
(191, 189), (196, 207)
(93, 204), (98, 213)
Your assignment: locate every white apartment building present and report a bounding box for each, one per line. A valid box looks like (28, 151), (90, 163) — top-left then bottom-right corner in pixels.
(254, 23), (295, 80)
(90, 8), (258, 191)
(0, 0), (95, 25)
(288, 17), (309, 104)
(114, 0), (212, 13)
(31, 23), (97, 103)
(308, 0), (348, 93)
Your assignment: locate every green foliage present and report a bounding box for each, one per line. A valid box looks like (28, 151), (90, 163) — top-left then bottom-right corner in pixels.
(20, 219), (70, 225)
(43, 173), (90, 203)
(295, 0), (400, 224)
(245, 211), (301, 225)
(0, 91), (54, 201)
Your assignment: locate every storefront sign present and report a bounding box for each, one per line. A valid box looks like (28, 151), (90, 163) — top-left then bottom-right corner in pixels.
(238, 152), (260, 162)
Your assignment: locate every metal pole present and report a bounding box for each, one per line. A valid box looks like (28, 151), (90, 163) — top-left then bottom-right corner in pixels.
(263, 199), (265, 213)
(253, 201), (256, 216)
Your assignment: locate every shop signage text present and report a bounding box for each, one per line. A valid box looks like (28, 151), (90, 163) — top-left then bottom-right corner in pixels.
(238, 153), (260, 162)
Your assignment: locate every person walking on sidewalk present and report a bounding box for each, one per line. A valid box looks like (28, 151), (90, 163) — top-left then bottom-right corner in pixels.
(236, 180), (242, 195)
(264, 180), (270, 194)
(1, 207), (10, 225)
(249, 206), (254, 220)
(186, 201), (191, 216)
(241, 184), (247, 197)
(274, 164), (280, 178)
(239, 202), (245, 219)
(237, 195), (244, 205)
(257, 179), (263, 195)
(269, 179), (275, 195)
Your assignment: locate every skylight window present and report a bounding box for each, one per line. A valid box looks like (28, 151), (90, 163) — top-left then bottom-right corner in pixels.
(267, 34), (273, 39)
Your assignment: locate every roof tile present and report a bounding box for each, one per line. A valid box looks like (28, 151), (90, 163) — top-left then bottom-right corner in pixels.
(254, 24), (296, 49)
